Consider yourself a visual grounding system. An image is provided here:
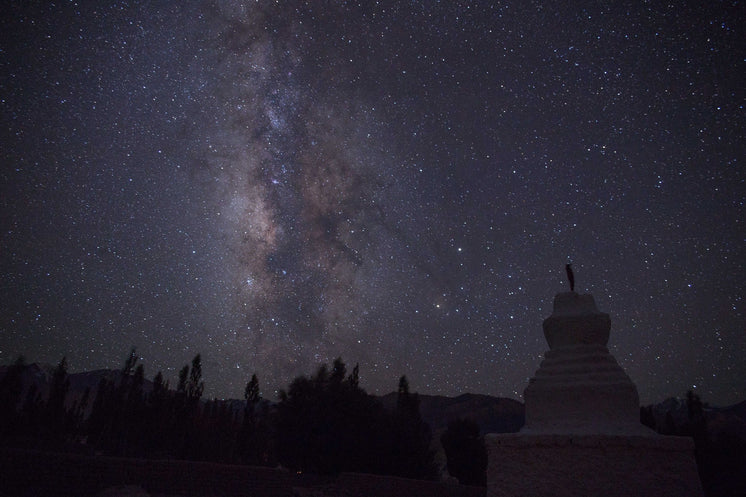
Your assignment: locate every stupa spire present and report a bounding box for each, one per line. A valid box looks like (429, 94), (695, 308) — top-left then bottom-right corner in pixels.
(565, 263), (575, 292)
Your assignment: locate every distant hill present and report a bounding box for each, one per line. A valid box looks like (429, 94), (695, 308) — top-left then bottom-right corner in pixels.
(4, 363), (744, 445)
(643, 395), (746, 445)
(0, 363), (153, 415)
(377, 392), (525, 435)
(0, 362), (61, 407)
(2, 363), (526, 435)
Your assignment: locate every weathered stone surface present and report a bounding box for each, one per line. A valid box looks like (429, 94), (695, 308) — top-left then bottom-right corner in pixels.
(486, 433), (703, 497)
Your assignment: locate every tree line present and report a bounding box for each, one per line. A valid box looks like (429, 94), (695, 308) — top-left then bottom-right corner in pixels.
(0, 352), (487, 485)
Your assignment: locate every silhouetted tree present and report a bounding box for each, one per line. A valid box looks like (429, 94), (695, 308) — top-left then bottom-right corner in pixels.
(441, 418), (488, 486)
(201, 397), (240, 462)
(121, 362), (146, 455)
(121, 348), (138, 379)
(85, 349), (151, 455)
(43, 357), (71, 443)
(111, 349), (146, 455)
(275, 369), (326, 472)
(177, 364), (189, 393)
(87, 376), (115, 448)
(639, 391), (742, 497)
(186, 354), (204, 404)
(391, 375), (438, 480)
(348, 363), (360, 389)
(20, 382), (43, 442)
(331, 357), (346, 383)
(239, 373), (263, 464)
(175, 353), (205, 459)
(69, 386), (90, 442)
(0, 356), (26, 444)
(397, 376), (411, 410)
(685, 390), (707, 439)
(145, 370), (172, 455)
(275, 358), (392, 476)
(664, 411), (677, 435)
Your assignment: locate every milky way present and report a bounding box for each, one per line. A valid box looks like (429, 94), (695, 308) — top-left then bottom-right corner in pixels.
(1, 1), (744, 405)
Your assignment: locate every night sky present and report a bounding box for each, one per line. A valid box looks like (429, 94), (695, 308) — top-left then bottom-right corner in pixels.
(1, 1), (744, 406)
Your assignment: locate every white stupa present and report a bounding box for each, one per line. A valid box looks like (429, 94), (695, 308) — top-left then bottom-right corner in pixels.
(522, 291), (653, 435)
(485, 273), (703, 497)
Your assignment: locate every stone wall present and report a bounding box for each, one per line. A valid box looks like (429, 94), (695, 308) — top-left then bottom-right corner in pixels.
(486, 433), (703, 497)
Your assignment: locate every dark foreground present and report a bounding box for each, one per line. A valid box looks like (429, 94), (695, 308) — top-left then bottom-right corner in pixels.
(0, 447), (484, 497)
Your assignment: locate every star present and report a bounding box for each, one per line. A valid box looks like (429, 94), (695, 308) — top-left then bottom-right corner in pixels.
(0, 1), (743, 406)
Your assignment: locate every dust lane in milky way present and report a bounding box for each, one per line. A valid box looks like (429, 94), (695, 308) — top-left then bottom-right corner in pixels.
(1, 1), (743, 405)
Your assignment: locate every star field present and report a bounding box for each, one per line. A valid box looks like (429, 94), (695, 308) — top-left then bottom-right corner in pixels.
(1, 1), (744, 405)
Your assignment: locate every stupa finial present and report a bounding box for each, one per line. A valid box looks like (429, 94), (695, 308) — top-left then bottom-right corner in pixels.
(565, 263), (575, 292)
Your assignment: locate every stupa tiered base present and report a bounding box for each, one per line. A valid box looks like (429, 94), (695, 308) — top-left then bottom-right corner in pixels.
(523, 342), (649, 434)
(486, 291), (702, 496)
(523, 292), (650, 435)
